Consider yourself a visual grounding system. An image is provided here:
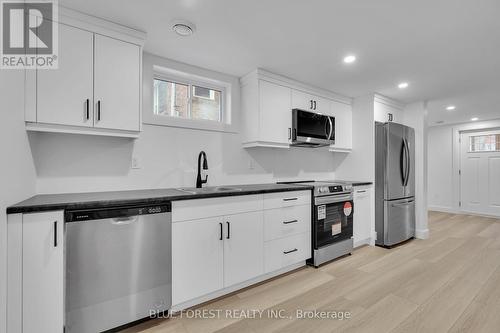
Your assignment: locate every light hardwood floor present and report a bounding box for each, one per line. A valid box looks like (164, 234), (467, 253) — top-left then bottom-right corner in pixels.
(122, 212), (500, 333)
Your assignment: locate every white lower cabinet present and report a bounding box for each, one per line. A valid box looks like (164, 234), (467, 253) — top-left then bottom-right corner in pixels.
(7, 211), (64, 333)
(172, 217), (224, 306)
(172, 191), (311, 308)
(353, 186), (374, 247)
(223, 211), (264, 287)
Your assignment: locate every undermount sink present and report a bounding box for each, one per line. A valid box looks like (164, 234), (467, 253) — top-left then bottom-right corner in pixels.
(176, 186), (243, 195)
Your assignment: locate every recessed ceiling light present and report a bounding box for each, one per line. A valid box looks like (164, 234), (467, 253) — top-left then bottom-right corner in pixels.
(343, 55), (356, 64)
(471, 117), (479, 121)
(172, 20), (196, 36)
(446, 105), (456, 111)
(398, 82), (409, 89)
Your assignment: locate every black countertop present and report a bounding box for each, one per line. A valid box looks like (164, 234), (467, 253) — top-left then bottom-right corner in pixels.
(6, 183), (313, 214)
(333, 180), (373, 187)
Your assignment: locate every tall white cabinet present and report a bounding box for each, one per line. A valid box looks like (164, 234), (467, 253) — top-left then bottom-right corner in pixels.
(7, 211), (65, 333)
(25, 8), (145, 138)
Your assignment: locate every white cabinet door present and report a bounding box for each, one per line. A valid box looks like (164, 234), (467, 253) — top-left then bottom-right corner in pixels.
(37, 23), (94, 127)
(353, 187), (373, 246)
(331, 100), (352, 150)
(291, 89), (330, 115)
(22, 211), (64, 333)
(94, 35), (141, 131)
(374, 100), (403, 123)
(259, 80), (291, 145)
(172, 217), (224, 305)
(223, 211), (264, 287)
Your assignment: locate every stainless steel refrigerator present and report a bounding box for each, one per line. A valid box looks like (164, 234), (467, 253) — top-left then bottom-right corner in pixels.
(375, 122), (416, 247)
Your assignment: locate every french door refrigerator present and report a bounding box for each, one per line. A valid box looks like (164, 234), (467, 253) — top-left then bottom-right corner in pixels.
(375, 122), (416, 247)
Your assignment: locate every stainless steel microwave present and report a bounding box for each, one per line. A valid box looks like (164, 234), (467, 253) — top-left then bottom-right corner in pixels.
(291, 109), (335, 147)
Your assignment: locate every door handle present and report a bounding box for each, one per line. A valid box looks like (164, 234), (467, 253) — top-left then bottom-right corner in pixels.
(313, 100), (317, 110)
(283, 219), (298, 225)
(97, 100), (101, 121)
(219, 222), (223, 240)
(85, 99), (90, 120)
(400, 140), (406, 185)
(110, 216), (139, 225)
(288, 127), (291, 140)
(392, 200), (414, 207)
(310, 100), (314, 110)
(226, 221), (230, 239)
(328, 117), (333, 140)
(53, 221), (57, 247)
(283, 248), (298, 255)
(283, 197), (298, 201)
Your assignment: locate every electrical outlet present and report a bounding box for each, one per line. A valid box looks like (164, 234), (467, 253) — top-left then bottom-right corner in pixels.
(131, 156), (141, 169)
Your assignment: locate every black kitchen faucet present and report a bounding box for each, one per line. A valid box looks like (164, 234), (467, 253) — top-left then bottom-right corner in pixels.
(196, 151), (209, 188)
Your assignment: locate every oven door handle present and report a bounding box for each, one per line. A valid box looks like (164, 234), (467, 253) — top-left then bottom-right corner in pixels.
(315, 194), (353, 205)
(327, 117), (333, 141)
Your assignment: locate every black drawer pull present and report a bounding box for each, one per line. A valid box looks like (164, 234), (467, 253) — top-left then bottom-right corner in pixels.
(53, 221), (57, 247)
(283, 248), (298, 255)
(85, 99), (90, 120)
(283, 219), (298, 225)
(283, 198), (298, 202)
(357, 190), (367, 193)
(219, 222), (223, 240)
(226, 221), (230, 239)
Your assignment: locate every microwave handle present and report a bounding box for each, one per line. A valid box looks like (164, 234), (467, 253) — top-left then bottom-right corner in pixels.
(328, 117), (333, 140)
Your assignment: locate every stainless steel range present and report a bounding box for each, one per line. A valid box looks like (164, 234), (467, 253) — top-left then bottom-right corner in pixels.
(278, 181), (354, 267)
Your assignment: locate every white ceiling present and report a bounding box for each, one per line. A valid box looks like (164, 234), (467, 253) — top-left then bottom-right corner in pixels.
(60, 0), (500, 126)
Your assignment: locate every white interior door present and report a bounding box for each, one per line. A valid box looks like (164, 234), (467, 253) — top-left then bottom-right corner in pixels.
(460, 130), (500, 216)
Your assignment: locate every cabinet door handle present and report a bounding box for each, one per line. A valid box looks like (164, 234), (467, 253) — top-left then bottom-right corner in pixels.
(219, 222), (223, 240)
(313, 100), (317, 110)
(310, 100), (314, 109)
(85, 99), (90, 120)
(283, 219), (298, 225)
(283, 248), (298, 255)
(97, 100), (101, 121)
(357, 190), (367, 193)
(288, 127), (291, 140)
(226, 222), (230, 239)
(283, 197), (298, 202)
(53, 221), (58, 247)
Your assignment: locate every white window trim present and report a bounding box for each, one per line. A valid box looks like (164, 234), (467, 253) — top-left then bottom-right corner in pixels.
(145, 65), (235, 133)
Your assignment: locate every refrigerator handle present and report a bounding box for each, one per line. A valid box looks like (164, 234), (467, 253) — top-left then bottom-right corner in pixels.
(404, 138), (410, 187)
(400, 139), (406, 186)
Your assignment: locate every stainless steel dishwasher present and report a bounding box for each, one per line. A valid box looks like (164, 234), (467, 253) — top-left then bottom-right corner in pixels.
(65, 203), (172, 333)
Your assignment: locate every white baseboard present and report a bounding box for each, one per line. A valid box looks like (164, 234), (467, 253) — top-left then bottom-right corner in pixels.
(353, 238), (371, 248)
(171, 261), (305, 312)
(415, 228), (429, 239)
(428, 206), (456, 214)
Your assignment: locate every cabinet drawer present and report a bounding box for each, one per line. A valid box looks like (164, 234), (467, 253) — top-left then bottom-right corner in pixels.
(264, 205), (311, 241)
(172, 195), (263, 222)
(263, 190), (311, 209)
(264, 232), (311, 273)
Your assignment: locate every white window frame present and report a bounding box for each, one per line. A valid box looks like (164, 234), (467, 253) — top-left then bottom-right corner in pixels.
(145, 65), (234, 133)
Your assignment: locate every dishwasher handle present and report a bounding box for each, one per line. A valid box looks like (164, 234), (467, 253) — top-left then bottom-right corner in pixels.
(110, 216), (139, 225)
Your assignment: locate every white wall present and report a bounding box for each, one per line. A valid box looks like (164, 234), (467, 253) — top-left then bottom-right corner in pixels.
(403, 102), (429, 239)
(33, 53), (338, 194)
(0, 71), (37, 333)
(428, 125), (454, 210)
(427, 119), (500, 213)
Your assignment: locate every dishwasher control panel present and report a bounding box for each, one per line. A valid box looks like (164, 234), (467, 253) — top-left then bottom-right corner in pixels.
(65, 203), (172, 222)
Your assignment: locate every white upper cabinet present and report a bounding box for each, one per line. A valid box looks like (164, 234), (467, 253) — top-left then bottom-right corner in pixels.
(37, 24), (94, 128)
(258, 80), (292, 146)
(374, 94), (404, 123)
(329, 100), (353, 151)
(25, 9), (145, 138)
(241, 69), (352, 152)
(94, 35), (141, 132)
(291, 89), (330, 115)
